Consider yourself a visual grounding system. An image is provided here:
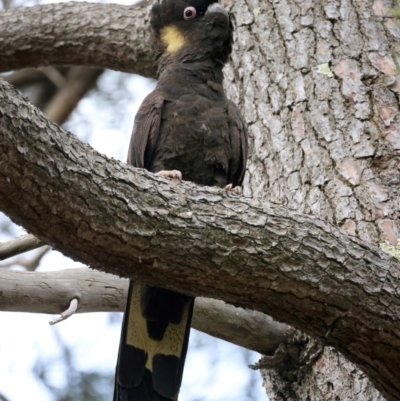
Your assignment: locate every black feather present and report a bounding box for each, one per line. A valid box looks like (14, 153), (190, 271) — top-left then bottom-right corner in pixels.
(141, 286), (193, 340)
(150, 0), (233, 65)
(151, 0), (219, 33)
(114, 0), (248, 399)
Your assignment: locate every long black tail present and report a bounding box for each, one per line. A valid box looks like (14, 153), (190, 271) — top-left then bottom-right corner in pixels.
(114, 280), (194, 401)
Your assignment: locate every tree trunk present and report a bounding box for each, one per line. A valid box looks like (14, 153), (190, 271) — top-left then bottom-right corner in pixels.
(260, 345), (384, 401)
(1, 1), (400, 400)
(224, 0), (399, 399)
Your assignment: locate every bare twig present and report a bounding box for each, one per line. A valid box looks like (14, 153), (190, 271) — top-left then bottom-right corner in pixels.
(2, 66), (103, 126)
(0, 68), (44, 86)
(43, 66), (103, 125)
(49, 298), (79, 325)
(0, 392), (11, 401)
(1, 67), (66, 88)
(0, 0), (12, 10)
(0, 268), (290, 355)
(0, 234), (45, 260)
(39, 66), (67, 89)
(25, 246), (51, 271)
(0, 245), (51, 270)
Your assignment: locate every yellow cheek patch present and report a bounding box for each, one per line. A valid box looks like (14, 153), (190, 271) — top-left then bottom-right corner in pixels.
(160, 25), (186, 53)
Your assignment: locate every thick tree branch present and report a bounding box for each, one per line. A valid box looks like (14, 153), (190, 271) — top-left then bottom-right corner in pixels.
(0, 268), (289, 355)
(0, 80), (399, 400)
(0, 2), (157, 78)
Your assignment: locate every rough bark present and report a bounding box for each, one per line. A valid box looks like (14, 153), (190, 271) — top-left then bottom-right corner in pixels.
(0, 80), (400, 401)
(2, 0), (393, 245)
(2, 0), (400, 399)
(225, 0), (400, 246)
(222, 0), (400, 398)
(0, 2), (157, 78)
(0, 268), (289, 355)
(260, 344), (384, 401)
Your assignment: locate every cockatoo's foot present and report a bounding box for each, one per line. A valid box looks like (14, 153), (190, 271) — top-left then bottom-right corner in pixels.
(224, 184), (241, 195)
(156, 170), (183, 180)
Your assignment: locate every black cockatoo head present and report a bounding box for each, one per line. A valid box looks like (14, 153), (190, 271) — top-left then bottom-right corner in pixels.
(150, 0), (233, 66)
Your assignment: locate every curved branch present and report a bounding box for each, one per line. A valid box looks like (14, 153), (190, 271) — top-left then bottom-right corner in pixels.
(49, 297), (78, 325)
(0, 268), (289, 355)
(0, 81), (399, 400)
(0, 2), (157, 77)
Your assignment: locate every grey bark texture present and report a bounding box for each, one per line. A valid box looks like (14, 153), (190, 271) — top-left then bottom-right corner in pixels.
(260, 343), (385, 401)
(0, 2), (157, 77)
(0, 80), (399, 401)
(222, 0), (400, 399)
(1, 0), (400, 400)
(0, 268), (289, 355)
(225, 0), (400, 246)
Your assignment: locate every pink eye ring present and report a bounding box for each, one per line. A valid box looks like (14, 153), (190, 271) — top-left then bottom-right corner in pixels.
(183, 6), (197, 20)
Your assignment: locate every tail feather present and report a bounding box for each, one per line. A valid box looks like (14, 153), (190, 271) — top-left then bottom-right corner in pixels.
(114, 281), (194, 401)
